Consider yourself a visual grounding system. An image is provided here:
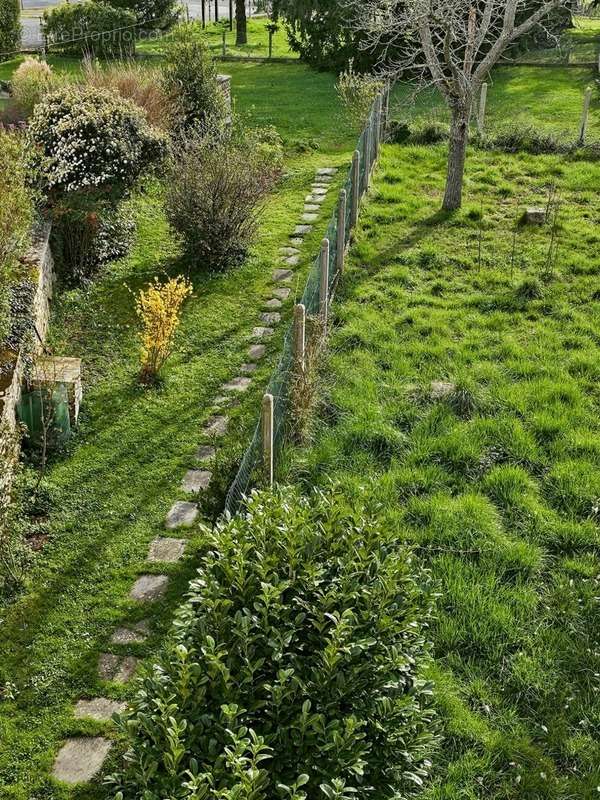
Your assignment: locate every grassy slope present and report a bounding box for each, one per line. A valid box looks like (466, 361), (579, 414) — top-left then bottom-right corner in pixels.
(286, 143), (600, 799)
(0, 62), (355, 800)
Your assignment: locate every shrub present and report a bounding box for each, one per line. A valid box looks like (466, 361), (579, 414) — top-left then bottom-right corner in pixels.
(135, 275), (192, 385)
(27, 85), (166, 202)
(336, 63), (383, 130)
(82, 58), (170, 130)
(0, 0), (20, 62)
(108, 0), (179, 31)
(0, 130), (33, 346)
(161, 25), (226, 135)
(42, 1), (137, 58)
(108, 485), (438, 800)
(10, 58), (56, 119)
(165, 125), (281, 271)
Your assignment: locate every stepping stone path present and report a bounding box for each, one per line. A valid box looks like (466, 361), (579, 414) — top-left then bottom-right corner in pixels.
(181, 469), (212, 493)
(166, 500), (198, 530)
(74, 698), (127, 721)
(130, 574), (169, 601)
(148, 537), (187, 562)
(98, 653), (139, 683)
(53, 737), (112, 785)
(52, 166), (338, 787)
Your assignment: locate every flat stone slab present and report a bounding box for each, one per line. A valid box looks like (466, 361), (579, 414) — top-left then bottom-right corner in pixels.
(317, 167), (338, 176)
(130, 574), (169, 601)
(261, 312), (281, 325)
(294, 225), (313, 235)
(279, 246), (300, 256)
(241, 362), (257, 374)
(195, 445), (216, 463)
(74, 698), (127, 722)
(248, 344), (266, 360)
(272, 287), (291, 300)
(52, 737), (112, 784)
(202, 416), (228, 437)
(525, 207), (546, 225)
(304, 204), (320, 213)
(301, 214), (318, 223)
(315, 175), (333, 183)
(110, 620), (150, 645)
(98, 653), (139, 683)
(252, 326), (274, 339)
(166, 500), (199, 529)
(282, 255), (300, 266)
(273, 268), (294, 282)
(148, 537), (187, 562)
(311, 187), (328, 195)
(212, 395), (231, 407)
(181, 469), (212, 493)
(312, 183), (330, 190)
(306, 195), (326, 204)
(223, 376), (252, 392)
(290, 237), (304, 247)
(265, 298), (282, 309)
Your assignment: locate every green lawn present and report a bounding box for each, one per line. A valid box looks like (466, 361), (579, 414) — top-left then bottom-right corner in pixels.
(0, 61), (355, 800)
(283, 142), (600, 799)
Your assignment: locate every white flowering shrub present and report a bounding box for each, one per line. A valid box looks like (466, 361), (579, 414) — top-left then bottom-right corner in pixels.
(26, 85), (166, 202)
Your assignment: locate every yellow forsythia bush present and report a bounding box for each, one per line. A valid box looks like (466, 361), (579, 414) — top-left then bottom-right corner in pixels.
(136, 276), (192, 385)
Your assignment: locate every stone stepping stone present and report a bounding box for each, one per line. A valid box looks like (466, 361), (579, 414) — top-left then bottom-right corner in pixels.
(130, 574), (169, 601)
(293, 225), (313, 236)
(279, 246), (299, 256)
(148, 537), (187, 562)
(110, 621), (149, 645)
(252, 327), (274, 340)
(273, 268), (294, 282)
(317, 167), (338, 176)
(248, 344), (266, 360)
(261, 312), (281, 325)
(282, 255), (300, 266)
(315, 175), (333, 183)
(223, 376), (252, 392)
(311, 187), (328, 195)
(98, 653), (139, 683)
(202, 416), (228, 437)
(272, 287), (291, 301)
(74, 698), (127, 722)
(312, 184), (330, 190)
(52, 737), (112, 785)
(290, 237), (304, 247)
(301, 214), (318, 223)
(181, 469), (212, 493)
(241, 362), (257, 375)
(195, 445), (216, 463)
(265, 298), (282, 310)
(212, 395), (232, 408)
(306, 195), (326, 204)
(166, 500), (199, 529)
(304, 204), (320, 213)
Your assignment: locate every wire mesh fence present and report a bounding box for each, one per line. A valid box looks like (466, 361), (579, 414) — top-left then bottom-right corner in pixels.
(224, 88), (390, 515)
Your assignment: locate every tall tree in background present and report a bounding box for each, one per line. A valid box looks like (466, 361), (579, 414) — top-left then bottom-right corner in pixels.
(347, 0), (571, 210)
(0, 0), (21, 61)
(236, 0), (248, 44)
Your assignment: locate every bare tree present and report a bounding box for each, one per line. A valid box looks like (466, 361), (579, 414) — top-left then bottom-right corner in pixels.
(346, 0), (570, 210)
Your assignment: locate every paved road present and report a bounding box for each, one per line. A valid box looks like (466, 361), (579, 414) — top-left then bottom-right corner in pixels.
(20, 0), (257, 50)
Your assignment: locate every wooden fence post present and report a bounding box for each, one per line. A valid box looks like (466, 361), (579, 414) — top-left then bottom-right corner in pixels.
(293, 303), (306, 373)
(579, 86), (593, 145)
(222, 28), (227, 57)
(337, 189), (347, 274)
(320, 238), (330, 336)
(351, 150), (360, 230)
(373, 95), (382, 161)
(363, 119), (372, 193)
(262, 393), (274, 486)
(477, 83), (488, 135)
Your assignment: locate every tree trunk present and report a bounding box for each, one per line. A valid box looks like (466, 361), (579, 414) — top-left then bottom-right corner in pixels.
(235, 0), (247, 45)
(442, 106), (470, 211)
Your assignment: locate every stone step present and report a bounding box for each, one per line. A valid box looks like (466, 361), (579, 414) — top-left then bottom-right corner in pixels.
(130, 574), (169, 601)
(279, 246), (300, 256)
(202, 415), (228, 437)
(181, 469), (212, 493)
(110, 620), (149, 645)
(148, 537), (187, 563)
(74, 698), (127, 722)
(264, 298), (282, 310)
(251, 327), (274, 340)
(166, 500), (199, 529)
(301, 213), (318, 223)
(52, 737), (112, 785)
(317, 167), (338, 176)
(311, 187), (328, 195)
(273, 268), (294, 282)
(272, 287), (291, 301)
(195, 445), (216, 463)
(293, 225), (313, 236)
(248, 344), (266, 360)
(98, 653), (139, 683)
(305, 195), (325, 204)
(304, 204), (320, 213)
(282, 254), (300, 266)
(290, 237), (304, 247)
(241, 362), (257, 375)
(223, 376), (252, 392)
(261, 312), (281, 325)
